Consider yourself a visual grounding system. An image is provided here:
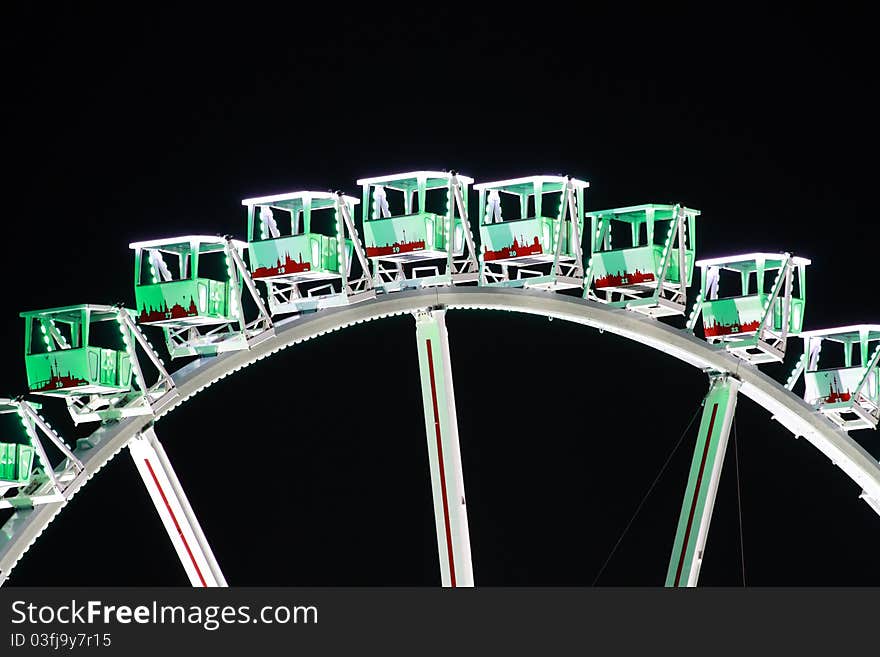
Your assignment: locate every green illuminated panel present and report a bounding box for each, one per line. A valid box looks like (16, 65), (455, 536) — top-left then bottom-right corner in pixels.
(702, 294), (804, 337)
(249, 233), (340, 279)
(0, 443), (33, 485)
(805, 366), (879, 407)
(592, 246), (694, 288)
(479, 217), (576, 262)
(364, 213), (446, 257)
(24, 348), (132, 395)
(135, 279), (230, 324)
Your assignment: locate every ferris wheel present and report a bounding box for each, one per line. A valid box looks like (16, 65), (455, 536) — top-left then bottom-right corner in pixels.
(1, 171), (879, 588)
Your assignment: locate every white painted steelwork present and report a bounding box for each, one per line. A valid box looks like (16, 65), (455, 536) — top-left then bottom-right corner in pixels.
(2, 288), (879, 585)
(414, 308), (473, 587)
(129, 427), (226, 587)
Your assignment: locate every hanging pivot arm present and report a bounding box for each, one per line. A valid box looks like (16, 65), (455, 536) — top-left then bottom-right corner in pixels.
(335, 192), (374, 294)
(115, 307), (176, 397)
(223, 237), (274, 333)
(448, 172), (479, 276)
(551, 178), (584, 279)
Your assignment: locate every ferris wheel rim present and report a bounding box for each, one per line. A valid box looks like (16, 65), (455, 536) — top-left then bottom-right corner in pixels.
(1, 286), (878, 585)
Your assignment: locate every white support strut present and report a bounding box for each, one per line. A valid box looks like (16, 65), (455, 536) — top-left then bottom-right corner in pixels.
(666, 373), (741, 587)
(414, 307), (474, 587)
(128, 427), (227, 587)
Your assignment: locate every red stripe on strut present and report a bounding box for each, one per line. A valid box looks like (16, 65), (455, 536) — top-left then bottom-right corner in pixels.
(674, 403), (719, 587)
(426, 339), (457, 587)
(144, 458), (208, 587)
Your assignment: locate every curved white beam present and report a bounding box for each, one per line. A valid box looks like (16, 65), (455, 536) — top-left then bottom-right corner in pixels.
(2, 287), (879, 585)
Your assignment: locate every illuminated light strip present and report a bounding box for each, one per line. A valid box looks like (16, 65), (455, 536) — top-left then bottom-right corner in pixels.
(674, 403), (719, 587)
(425, 339), (456, 587)
(143, 458), (207, 588)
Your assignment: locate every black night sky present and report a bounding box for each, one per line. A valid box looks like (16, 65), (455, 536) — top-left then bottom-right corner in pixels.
(2, 6), (879, 586)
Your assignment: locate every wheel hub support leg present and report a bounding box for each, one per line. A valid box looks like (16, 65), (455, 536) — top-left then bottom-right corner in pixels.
(666, 373), (741, 587)
(128, 426), (227, 587)
(414, 307), (474, 587)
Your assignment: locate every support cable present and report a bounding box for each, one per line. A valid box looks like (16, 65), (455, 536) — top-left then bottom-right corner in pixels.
(592, 403), (702, 585)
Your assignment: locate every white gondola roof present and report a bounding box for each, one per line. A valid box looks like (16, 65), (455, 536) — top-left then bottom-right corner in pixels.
(695, 253), (811, 270)
(799, 325), (880, 341)
(19, 304), (132, 321)
(474, 175), (589, 193)
(356, 171), (474, 190)
(241, 191), (359, 208)
(587, 203), (700, 218)
(129, 236), (247, 251)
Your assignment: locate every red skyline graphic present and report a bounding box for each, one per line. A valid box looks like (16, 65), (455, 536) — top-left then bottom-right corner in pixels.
(703, 318), (761, 337)
(823, 377), (853, 404)
(594, 268), (656, 288)
(483, 236), (542, 262)
(367, 239), (426, 257)
(252, 252), (312, 279)
(139, 297), (199, 323)
(31, 360), (89, 393)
